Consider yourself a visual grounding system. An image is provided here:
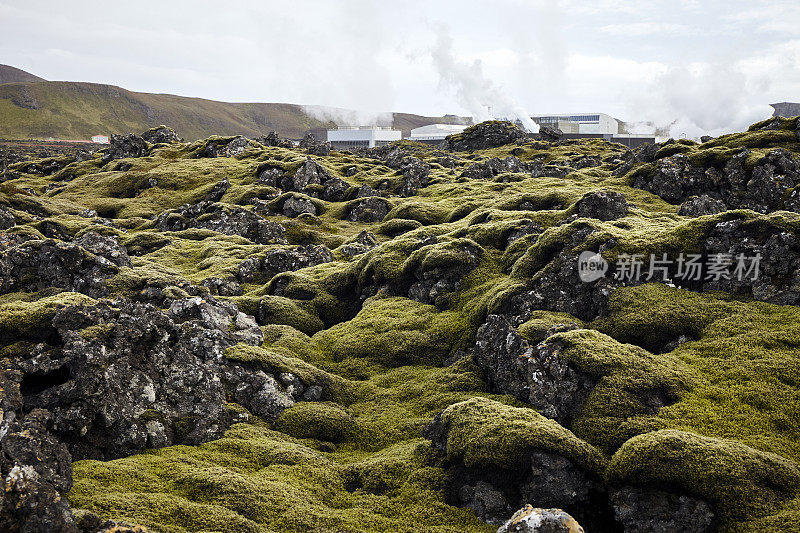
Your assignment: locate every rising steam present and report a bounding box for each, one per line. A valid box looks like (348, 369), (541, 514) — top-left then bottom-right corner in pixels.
(430, 29), (539, 133)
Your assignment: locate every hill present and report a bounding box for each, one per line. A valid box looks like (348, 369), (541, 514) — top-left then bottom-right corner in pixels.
(0, 64), (46, 84)
(0, 76), (468, 141)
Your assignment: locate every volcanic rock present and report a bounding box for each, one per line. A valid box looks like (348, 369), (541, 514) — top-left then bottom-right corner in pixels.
(444, 121), (528, 152)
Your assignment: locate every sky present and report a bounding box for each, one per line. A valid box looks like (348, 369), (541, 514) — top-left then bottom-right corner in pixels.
(1, 0), (799, 137)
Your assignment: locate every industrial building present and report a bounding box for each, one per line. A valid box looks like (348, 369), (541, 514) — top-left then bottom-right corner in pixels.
(409, 124), (468, 144)
(327, 127), (401, 149)
(532, 113), (620, 135)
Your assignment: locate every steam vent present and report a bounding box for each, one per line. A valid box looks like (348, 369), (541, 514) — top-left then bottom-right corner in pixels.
(2, 118), (800, 532)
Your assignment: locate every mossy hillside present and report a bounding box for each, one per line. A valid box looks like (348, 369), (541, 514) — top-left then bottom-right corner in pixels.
(595, 284), (800, 463)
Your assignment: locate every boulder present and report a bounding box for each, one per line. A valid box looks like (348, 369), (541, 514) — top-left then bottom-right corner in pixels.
(633, 148), (800, 213)
(575, 191), (630, 221)
(341, 231), (379, 257)
(347, 197), (390, 222)
(407, 241), (481, 308)
(299, 133), (330, 156)
(100, 134), (148, 163)
(461, 157), (526, 180)
(497, 505), (584, 533)
(0, 239), (122, 297)
(203, 176), (230, 202)
(282, 196), (317, 218)
(285, 158), (330, 191)
(155, 201), (286, 244)
(399, 157), (431, 197)
(141, 125), (182, 144)
(198, 136), (252, 158)
(444, 121), (528, 152)
(0, 204), (17, 229)
(677, 195), (727, 217)
(238, 244), (334, 284)
(610, 486), (714, 533)
(258, 166), (285, 187)
(73, 231), (131, 267)
(474, 315), (592, 424)
(538, 126), (563, 143)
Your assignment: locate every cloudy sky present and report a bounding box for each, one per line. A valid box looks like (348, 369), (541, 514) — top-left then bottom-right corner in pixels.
(1, 0), (799, 136)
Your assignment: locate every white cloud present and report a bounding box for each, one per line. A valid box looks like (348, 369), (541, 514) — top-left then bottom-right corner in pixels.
(600, 22), (694, 36)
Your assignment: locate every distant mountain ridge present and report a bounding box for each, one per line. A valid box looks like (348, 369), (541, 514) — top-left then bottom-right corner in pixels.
(0, 65), (469, 141)
(0, 64), (45, 84)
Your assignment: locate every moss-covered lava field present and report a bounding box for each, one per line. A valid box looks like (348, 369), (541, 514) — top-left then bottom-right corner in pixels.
(1, 119), (800, 532)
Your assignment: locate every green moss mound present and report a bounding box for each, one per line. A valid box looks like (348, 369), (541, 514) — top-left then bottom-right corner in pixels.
(274, 401), (356, 442)
(609, 430), (800, 526)
(436, 397), (607, 474)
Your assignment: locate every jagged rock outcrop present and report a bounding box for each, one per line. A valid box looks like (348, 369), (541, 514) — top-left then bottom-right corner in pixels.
(100, 133), (148, 163)
(0, 203), (17, 229)
(538, 126), (563, 143)
(275, 157), (353, 202)
(0, 388), (78, 533)
(141, 125), (182, 144)
(8, 295), (264, 460)
(281, 195), (317, 217)
(256, 131), (295, 149)
(461, 157), (526, 180)
(341, 230), (379, 257)
(575, 191), (630, 221)
(399, 157), (431, 197)
(678, 194), (728, 217)
(237, 244), (333, 284)
(474, 315), (593, 424)
(198, 136), (252, 158)
(407, 241), (482, 308)
(0, 238), (127, 297)
(633, 148), (800, 213)
(445, 121), (528, 152)
(299, 132), (331, 156)
(610, 486), (714, 533)
(155, 200), (286, 244)
(347, 196), (390, 222)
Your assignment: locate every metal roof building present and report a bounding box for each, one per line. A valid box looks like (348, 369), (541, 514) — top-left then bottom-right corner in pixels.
(327, 127), (401, 149)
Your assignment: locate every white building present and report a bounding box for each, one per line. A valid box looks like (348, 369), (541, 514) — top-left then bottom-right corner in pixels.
(531, 114), (620, 135)
(409, 123), (469, 142)
(91, 135), (110, 144)
(327, 127), (401, 149)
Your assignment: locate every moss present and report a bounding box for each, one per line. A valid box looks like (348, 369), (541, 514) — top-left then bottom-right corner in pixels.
(608, 430), (800, 526)
(385, 200), (451, 226)
(257, 295), (325, 335)
(592, 284), (800, 463)
(436, 397), (607, 473)
(517, 310), (585, 343)
(274, 401), (357, 442)
(68, 424), (493, 533)
(0, 291), (95, 342)
(312, 297), (470, 370)
(544, 328), (696, 452)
